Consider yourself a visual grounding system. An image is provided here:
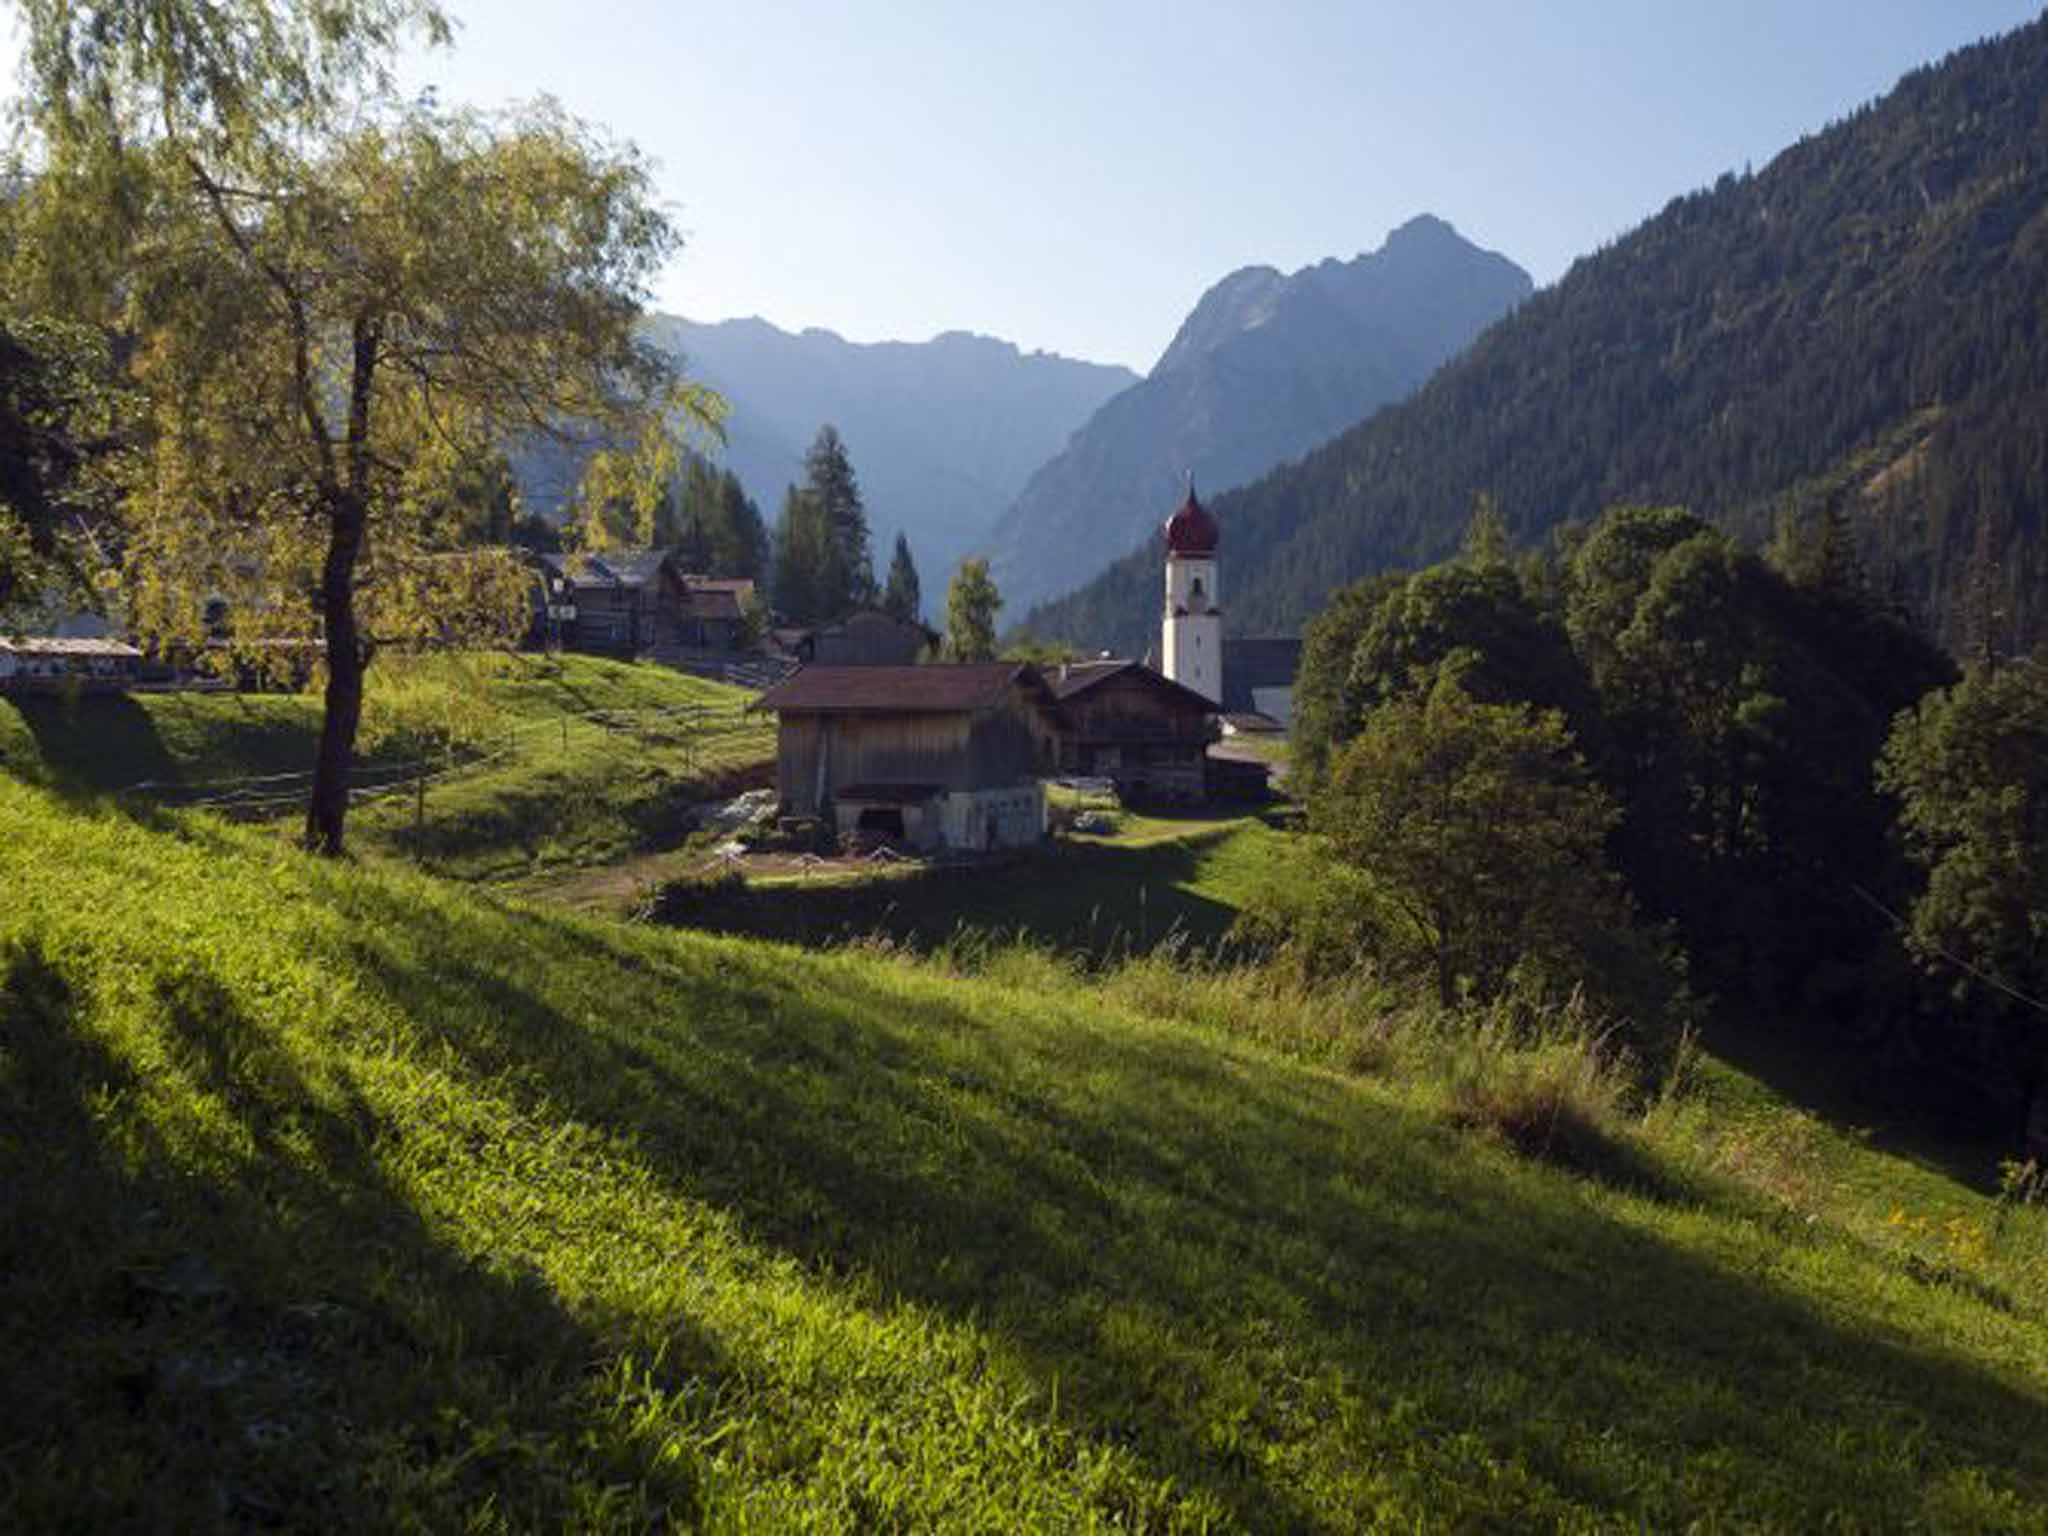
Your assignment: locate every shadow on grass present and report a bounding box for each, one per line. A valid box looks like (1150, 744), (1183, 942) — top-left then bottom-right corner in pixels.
(0, 936), (718, 1530)
(334, 889), (2048, 1527)
(655, 834), (1245, 963)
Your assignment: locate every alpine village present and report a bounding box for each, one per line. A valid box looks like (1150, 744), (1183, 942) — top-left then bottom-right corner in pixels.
(8, 4), (2048, 1530)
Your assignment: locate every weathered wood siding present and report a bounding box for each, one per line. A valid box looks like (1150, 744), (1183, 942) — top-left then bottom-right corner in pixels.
(1059, 673), (1211, 741)
(776, 687), (1053, 814)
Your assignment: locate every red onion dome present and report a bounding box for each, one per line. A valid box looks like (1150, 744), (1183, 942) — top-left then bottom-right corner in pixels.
(1164, 483), (1218, 556)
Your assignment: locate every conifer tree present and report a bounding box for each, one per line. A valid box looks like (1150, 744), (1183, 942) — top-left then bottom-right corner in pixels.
(802, 425), (874, 614)
(882, 531), (922, 623)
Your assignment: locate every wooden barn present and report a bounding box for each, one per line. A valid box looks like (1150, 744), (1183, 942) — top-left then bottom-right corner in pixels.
(1046, 660), (1220, 803)
(753, 664), (1060, 852)
(530, 550), (750, 659)
(791, 609), (937, 667)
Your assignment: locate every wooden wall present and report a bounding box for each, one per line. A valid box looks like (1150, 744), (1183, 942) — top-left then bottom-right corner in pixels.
(776, 692), (1052, 814)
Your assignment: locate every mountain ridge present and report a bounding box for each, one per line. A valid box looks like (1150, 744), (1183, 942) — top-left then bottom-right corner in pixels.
(1022, 18), (2048, 661)
(985, 215), (1532, 614)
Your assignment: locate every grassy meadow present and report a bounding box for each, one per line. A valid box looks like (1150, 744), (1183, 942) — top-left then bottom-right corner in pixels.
(5, 776), (2048, 1530)
(0, 654), (772, 881)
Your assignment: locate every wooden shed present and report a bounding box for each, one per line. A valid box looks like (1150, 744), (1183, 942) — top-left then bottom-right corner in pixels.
(1046, 660), (1220, 803)
(753, 663), (1061, 852)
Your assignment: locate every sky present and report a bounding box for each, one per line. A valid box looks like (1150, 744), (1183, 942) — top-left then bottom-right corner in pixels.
(7, 2), (2044, 372)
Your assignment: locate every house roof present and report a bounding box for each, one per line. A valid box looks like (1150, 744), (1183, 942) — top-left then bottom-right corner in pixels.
(755, 663), (1042, 715)
(0, 636), (144, 659)
(1221, 636), (1303, 713)
(536, 549), (671, 589)
(1049, 658), (1217, 714)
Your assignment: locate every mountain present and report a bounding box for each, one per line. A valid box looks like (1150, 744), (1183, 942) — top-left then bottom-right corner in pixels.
(985, 215), (1533, 615)
(1023, 18), (2048, 662)
(592, 319), (1134, 593)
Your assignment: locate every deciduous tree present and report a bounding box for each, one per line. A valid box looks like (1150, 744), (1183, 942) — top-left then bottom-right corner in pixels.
(945, 557), (1001, 662)
(11, 0), (716, 854)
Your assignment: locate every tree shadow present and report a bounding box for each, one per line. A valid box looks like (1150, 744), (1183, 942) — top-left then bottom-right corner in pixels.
(0, 936), (722, 1530)
(654, 834), (1245, 962)
(333, 889), (2048, 1527)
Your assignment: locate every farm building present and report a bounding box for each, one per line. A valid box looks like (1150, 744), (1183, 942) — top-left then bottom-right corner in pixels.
(1046, 660), (1220, 803)
(785, 609), (937, 667)
(529, 551), (753, 659)
(0, 636), (145, 692)
(753, 664), (1061, 852)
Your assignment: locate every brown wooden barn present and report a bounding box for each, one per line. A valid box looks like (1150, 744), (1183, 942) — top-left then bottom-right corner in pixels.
(1046, 660), (1220, 802)
(753, 663), (1061, 851)
(530, 551), (751, 659)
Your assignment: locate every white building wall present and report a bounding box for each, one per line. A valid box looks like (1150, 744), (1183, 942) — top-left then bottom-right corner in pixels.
(1161, 555), (1223, 705)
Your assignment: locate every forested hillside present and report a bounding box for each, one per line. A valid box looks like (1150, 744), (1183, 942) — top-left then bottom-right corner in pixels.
(1023, 18), (2048, 660)
(515, 319), (1135, 591)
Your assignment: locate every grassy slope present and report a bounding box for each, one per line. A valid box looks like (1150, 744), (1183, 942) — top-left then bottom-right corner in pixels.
(653, 808), (1290, 958)
(4, 779), (2047, 1530)
(0, 655), (773, 880)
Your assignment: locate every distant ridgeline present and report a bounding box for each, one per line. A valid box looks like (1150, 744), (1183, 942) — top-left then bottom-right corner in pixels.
(512, 319), (1136, 593)
(987, 215), (1533, 617)
(1024, 17), (2048, 662)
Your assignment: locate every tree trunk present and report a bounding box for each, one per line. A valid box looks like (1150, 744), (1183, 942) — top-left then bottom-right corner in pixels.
(304, 501), (369, 857)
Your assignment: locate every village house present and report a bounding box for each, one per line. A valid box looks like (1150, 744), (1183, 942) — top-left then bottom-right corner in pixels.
(529, 549), (753, 660)
(1046, 659), (1219, 802)
(752, 663), (1060, 852)
(0, 636), (145, 692)
(780, 608), (937, 667)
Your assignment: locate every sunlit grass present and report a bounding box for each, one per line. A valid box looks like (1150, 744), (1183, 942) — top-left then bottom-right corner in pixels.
(4, 777), (2047, 1528)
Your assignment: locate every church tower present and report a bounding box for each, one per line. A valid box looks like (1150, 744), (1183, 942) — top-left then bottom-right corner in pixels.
(1161, 482), (1222, 705)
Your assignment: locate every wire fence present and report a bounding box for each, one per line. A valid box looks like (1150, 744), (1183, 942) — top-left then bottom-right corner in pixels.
(114, 700), (768, 820)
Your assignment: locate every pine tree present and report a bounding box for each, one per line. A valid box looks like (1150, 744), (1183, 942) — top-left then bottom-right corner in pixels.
(772, 485), (831, 624)
(882, 531), (922, 623)
(802, 424), (874, 615)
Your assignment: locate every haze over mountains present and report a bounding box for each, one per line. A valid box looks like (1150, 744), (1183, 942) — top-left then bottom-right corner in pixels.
(1026, 18), (2048, 661)
(645, 318), (1136, 588)
(986, 215), (1533, 615)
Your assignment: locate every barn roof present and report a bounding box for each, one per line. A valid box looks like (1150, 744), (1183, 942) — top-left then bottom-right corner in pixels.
(0, 635), (144, 658)
(754, 663), (1045, 715)
(1048, 658), (1217, 714)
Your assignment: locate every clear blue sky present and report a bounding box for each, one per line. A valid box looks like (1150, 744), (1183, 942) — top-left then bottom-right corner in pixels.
(9, 2), (2043, 371)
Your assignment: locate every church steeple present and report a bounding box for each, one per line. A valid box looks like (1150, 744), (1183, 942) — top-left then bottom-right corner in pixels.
(1160, 483), (1222, 705)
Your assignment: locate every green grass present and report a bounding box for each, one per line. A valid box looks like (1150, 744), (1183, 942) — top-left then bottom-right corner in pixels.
(656, 809), (1295, 959)
(0, 654), (774, 881)
(5, 777), (2048, 1529)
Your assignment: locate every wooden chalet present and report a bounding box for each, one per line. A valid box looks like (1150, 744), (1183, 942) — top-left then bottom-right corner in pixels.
(753, 663), (1060, 852)
(530, 550), (751, 659)
(1046, 660), (1220, 803)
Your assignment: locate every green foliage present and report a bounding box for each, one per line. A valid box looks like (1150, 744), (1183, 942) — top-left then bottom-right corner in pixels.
(945, 555), (1002, 662)
(10, 0), (718, 853)
(1311, 671), (1647, 1011)
(882, 529), (922, 623)
(0, 302), (126, 618)
(660, 454), (767, 580)
(1025, 19), (2048, 660)
(1879, 659), (2048, 1123)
